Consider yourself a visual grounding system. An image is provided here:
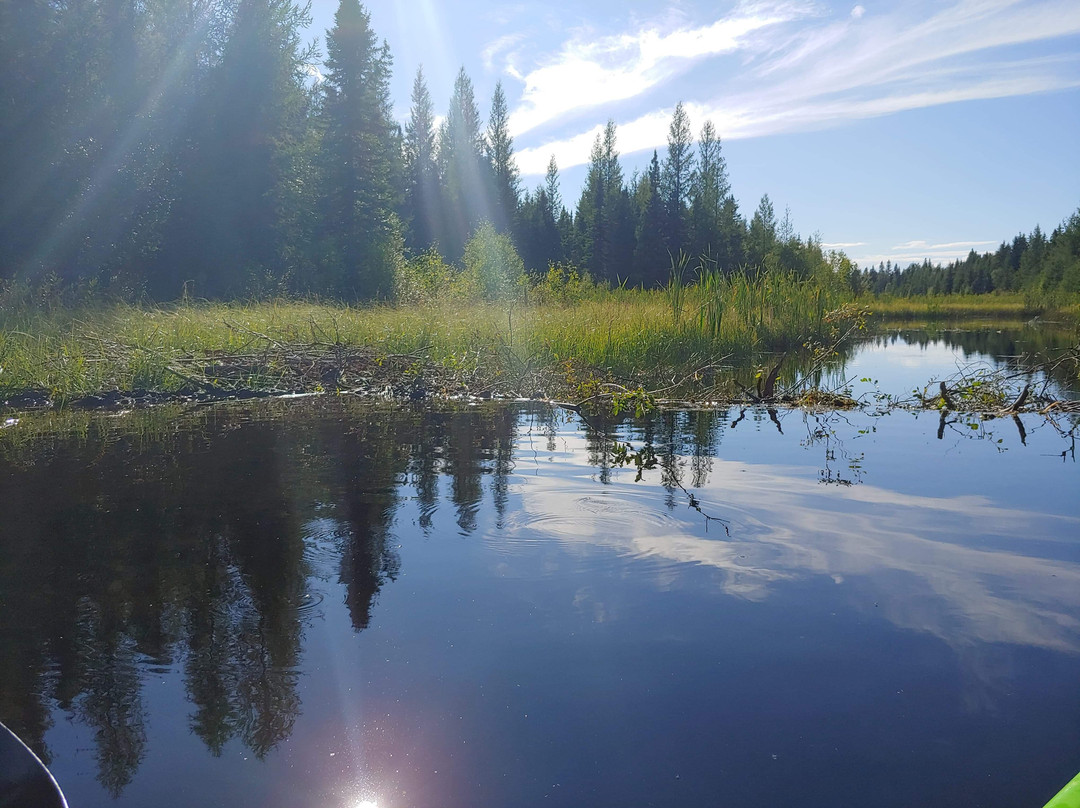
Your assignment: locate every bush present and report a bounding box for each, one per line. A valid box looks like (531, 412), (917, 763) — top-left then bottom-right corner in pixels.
(461, 222), (526, 302)
(531, 263), (594, 306)
(395, 248), (459, 305)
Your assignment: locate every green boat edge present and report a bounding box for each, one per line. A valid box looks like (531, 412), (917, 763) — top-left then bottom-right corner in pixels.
(1046, 772), (1080, 808)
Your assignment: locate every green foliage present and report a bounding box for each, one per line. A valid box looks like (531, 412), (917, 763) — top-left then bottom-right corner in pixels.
(609, 387), (656, 418)
(531, 264), (595, 306)
(0, 0), (1072, 311)
(317, 0), (402, 299)
(395, 249), (459, 305)
(610, 441), (659, 481)
(461, 223), (526, 302)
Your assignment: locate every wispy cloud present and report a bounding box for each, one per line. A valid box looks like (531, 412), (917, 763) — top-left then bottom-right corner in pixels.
(482, 32), (527, 73)
(851, 239), (1000, 267)
(508, 440), (1080, 652)
(506, 1), (813, 139)
(821, 241), (866, 249)
(893, 240), (996, 251)
(514, 0), (1080, 175)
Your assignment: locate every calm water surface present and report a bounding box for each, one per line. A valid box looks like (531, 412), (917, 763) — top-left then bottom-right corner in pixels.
(1, 329), (1078, 808)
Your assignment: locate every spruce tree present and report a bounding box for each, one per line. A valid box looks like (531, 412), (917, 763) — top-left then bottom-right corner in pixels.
(747, 193), (777, 268)
(438, 67), (488, 259)
(319, 0), (402, 297)
(689, 120), (731, 263)
(574, 122), (633, 283)
(634, 152), (668, 287)
(544, 155), (563, 222)
(157, 0), (313, 297)
(404, 66), (439, 252)
(661, 101), (695, 253)
(486, 81), (521, 235)
(517, 188), (561, 273)
(574, 133), (607, 276)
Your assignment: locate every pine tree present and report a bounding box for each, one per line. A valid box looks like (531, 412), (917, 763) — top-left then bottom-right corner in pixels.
(689, 120), (731, 263)
(157, 0), (313, 297)
(438, 67), (488, 259)
(486, 81), (520, 235)
(544, 155), (563, 222)
(404, 66), (440, 252)
(318, 0), (402, 298)
(661, 102), (695, 253)
(634, 152), (668, 287)
(747, 194), (777, 268)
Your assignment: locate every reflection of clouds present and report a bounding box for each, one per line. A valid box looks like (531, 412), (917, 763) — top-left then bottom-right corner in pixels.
(506, 450), (1080, 653)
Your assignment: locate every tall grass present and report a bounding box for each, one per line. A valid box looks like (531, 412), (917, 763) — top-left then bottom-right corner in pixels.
(863, 292), (1064, 320)
(3, 277), (1075, 403)
(0, 277), (855, 401)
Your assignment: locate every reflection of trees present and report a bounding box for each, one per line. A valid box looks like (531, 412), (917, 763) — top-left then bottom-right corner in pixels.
(582, 410), (727, 498)
(329, 417), (407, 631)
(70, 601), (146, 796)
(0, 402), (519, 794)
(183, 539), (301, 759)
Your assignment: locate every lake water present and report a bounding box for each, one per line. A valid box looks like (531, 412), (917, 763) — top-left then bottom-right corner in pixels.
(1, 327), (1078, 808)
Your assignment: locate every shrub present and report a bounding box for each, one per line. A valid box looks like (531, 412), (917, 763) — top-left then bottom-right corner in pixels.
(531, 263), (594, 306)
(461, 222), (526, 302)
(395, 248), (459, 304)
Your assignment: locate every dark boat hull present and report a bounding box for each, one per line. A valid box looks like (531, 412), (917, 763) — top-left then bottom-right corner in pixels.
(0, 722), (67, 808)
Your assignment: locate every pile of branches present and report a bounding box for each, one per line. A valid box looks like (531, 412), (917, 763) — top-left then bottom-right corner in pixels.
(909, 343), (1080, 416)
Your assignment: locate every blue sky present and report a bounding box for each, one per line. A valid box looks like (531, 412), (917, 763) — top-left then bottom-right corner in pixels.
(305, 0), (1080, 268)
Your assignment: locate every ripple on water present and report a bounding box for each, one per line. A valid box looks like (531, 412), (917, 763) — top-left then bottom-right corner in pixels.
(293, 590), (326, 622)
(493, 487), (690, 562)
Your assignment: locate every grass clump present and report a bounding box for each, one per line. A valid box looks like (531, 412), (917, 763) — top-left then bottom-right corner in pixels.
(4, 252), (1074, 409)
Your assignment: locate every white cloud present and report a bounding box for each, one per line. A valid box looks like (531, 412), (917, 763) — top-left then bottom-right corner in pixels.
(851, 239), (1001, 267)
(893, 239), (997, 251)
(515, 0), (1080, 175)
(507, 436), (1080, 652)
(850, 4), (866, 19)
(482, 32), (527, 72)
(508, 1), (814, 138)
(821, 241), (866, 249)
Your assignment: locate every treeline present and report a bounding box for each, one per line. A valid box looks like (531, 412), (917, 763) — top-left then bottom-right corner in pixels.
(860, 209), (1080, 296)
(0, 0), (854, 302)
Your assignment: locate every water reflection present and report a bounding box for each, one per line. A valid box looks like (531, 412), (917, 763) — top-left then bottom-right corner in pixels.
(0, 405), (520, 794)
(0, 393), (1076, 806)
(832, 323), (1080, 401)
(522, 412), (1080, 652)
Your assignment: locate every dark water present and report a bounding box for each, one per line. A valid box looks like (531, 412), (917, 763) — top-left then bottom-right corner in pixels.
(1, 331), (1079, 808)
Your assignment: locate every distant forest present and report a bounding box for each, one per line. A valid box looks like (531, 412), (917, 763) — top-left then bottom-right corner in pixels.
(862, 213), (1080, 297)
(1, 0), (1077, 301)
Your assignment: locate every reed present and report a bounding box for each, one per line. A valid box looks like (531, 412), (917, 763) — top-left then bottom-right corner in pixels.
(3, 281), (1074, 403)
